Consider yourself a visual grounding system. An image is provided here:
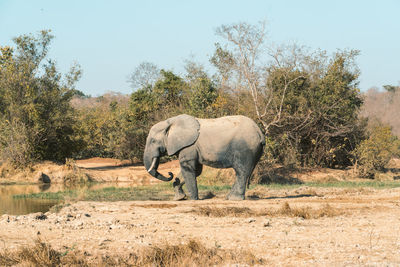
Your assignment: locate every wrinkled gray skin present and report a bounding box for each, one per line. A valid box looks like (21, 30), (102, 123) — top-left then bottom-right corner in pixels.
(143, 114), (265, 200)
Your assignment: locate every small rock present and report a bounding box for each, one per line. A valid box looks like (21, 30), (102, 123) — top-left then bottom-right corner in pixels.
(35, 213), (47, 220)
(263, 221), (271, 227)
(36, 172), (51, 183)
(248, 218), (256, 223)
(84, 213), (91, 217)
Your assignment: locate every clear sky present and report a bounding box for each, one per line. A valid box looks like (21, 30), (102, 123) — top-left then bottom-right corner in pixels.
(1, 0), (399, 96)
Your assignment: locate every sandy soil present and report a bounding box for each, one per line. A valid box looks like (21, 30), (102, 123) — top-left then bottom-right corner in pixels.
(0, 187), (399, 266)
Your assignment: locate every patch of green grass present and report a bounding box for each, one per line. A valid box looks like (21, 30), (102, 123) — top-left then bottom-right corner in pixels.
(84, 185), (174, 201)
(12, 179), (400, 202)
(13, 190), (77, 200)
(13, 183), (175, 202)
(197, 184), (232, 192)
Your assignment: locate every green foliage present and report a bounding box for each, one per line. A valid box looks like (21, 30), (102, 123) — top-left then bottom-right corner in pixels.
(183, 61), (219, 117)
(260, 51), (365, 167)
(120, 66), (220, 161)
(72, 93), (129, 159)
(153, 69), (187, 109)
(0, 30), (82, 166)
(354, 125), (400, 178)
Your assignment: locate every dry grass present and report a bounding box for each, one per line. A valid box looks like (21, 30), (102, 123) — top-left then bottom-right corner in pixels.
(189, 202), (343, 219)
(190, 206), (259, 217)
(0, 238), (264, 267)
(276, 202), (341, 219)
(131, 203), (178, 209)
(0, 239), (90, 266)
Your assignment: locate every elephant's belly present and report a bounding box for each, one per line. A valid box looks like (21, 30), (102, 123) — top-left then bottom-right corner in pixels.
(199, 158), (232, 169)
(197, 147), (233, 168)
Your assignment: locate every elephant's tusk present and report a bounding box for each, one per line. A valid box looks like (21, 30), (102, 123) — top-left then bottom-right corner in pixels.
(147, 157), (157, 172)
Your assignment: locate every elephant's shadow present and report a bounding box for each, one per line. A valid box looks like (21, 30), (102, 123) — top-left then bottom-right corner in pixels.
(245, 166), (316, 200)
(253, 165), (304, 185)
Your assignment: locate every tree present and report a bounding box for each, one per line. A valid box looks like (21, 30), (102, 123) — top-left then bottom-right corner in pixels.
(0, 30), (83, 166)
(214, 21), (308, 134)
(152, 69), (186, 109)
(212, 22), (365, 167)
(128, 62), (160, 90)
(183, 60), (218, 117)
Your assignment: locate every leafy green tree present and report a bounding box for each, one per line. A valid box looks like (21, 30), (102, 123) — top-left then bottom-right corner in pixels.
(263, 51), (364, 167)
(152, 69), (187, 110)
(0, 30), (82, 166)
(183, 60), (218, 117)
(212, 22), (365, 168)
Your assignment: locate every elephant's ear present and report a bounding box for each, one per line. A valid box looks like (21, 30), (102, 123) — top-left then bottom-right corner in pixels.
(166, 114), (200, 156)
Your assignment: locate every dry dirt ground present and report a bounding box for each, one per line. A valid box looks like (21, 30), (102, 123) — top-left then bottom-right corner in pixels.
(1, 159), (400, 266)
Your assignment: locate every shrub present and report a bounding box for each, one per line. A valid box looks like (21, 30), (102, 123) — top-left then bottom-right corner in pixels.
(0, 31), (82, 166)
(354, 125), (400, 177)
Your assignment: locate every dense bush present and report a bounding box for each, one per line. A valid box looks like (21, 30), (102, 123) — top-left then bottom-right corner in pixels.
(354, 125), (400, 177)
(0, 31), (82, 166)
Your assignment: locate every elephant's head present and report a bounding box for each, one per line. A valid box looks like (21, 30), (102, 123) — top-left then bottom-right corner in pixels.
(144, 114), (200, 182)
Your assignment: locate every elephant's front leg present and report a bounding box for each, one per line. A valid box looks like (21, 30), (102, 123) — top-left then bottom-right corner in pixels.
(180, 160), (199, 200)
(173, 176), (186, 201)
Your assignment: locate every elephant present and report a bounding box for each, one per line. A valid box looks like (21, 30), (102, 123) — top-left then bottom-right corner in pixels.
(144, 114), (265, 200)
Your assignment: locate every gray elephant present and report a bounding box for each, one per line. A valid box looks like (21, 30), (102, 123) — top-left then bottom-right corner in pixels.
(144, 114), (265, 200)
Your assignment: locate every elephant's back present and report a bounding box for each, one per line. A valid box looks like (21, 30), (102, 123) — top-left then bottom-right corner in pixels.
(197, 115), (264, 146)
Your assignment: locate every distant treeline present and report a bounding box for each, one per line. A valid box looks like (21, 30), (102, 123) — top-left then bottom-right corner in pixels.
(0, 26), (399, 178)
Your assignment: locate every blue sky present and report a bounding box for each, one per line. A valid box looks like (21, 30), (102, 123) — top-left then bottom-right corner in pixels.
(1, 0), (399, 96)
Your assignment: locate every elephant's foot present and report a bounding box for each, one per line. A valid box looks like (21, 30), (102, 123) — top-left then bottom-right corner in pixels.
(174, 191), (186, 201)
(173, 178), (187, 201)
(226, 192), (245, 201)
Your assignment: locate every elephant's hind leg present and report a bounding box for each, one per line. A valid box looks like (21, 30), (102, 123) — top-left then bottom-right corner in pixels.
(227, 155), (257, 200)
(226, 168), (248, 200)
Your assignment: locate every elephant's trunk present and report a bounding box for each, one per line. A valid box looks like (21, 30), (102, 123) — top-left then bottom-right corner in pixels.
(144, 155), (173, 182)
